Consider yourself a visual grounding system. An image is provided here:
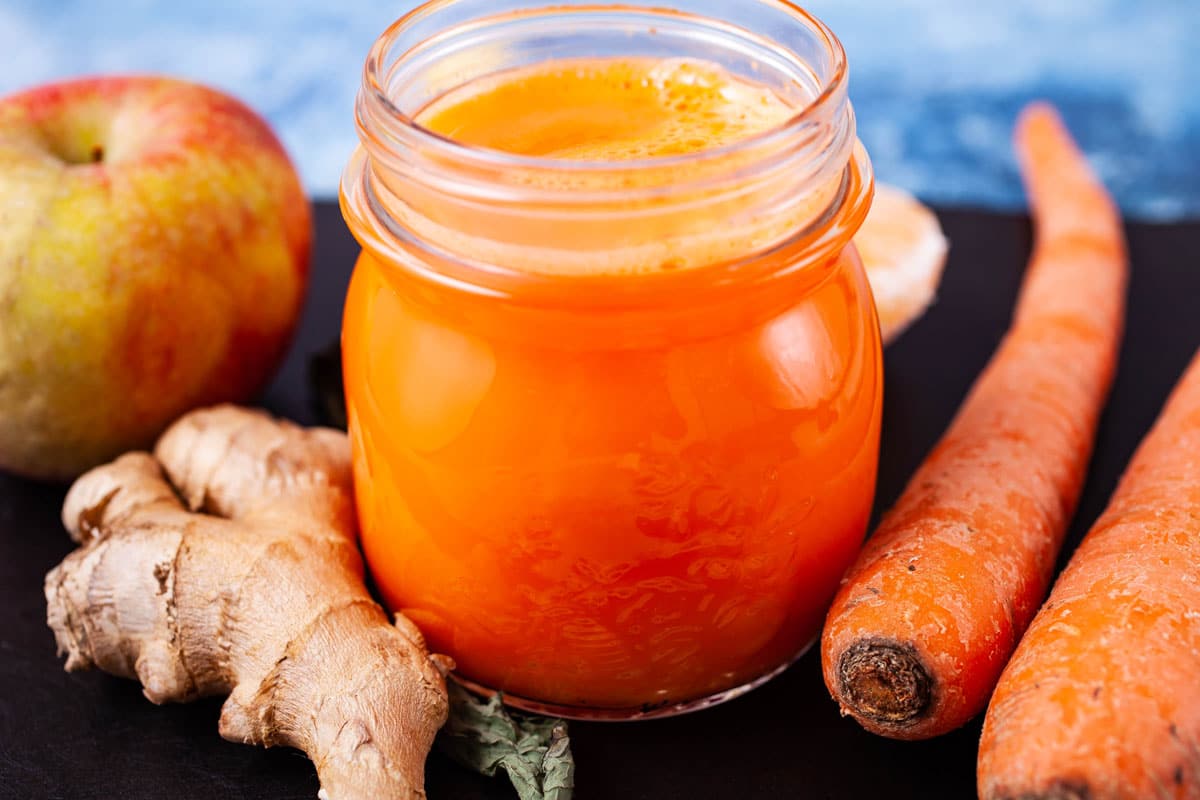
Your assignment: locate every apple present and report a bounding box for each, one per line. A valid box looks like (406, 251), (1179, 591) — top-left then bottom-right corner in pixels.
(0, 76), (311, 480)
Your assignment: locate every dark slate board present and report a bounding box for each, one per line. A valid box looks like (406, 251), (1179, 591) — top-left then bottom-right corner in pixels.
(1, 203), (1197, 800)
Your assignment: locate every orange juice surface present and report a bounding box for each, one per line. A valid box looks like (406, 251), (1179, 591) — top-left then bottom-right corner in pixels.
(419, 57), (794, 160)
(342, 57), (882, 711)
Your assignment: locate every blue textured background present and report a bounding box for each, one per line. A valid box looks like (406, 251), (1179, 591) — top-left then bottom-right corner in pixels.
(5, 0), (1197, 219)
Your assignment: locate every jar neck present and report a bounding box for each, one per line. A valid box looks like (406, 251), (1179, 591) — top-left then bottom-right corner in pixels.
(341, 0), (873, 308)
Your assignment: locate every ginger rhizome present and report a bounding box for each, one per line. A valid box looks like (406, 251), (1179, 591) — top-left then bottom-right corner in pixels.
(45, 405), (449, 800)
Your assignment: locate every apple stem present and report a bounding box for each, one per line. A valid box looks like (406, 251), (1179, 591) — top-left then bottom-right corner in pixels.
(90, 145), (104, 163)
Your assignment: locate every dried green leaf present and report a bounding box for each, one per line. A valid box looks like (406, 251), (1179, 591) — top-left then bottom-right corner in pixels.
(438, 682), (575, 800)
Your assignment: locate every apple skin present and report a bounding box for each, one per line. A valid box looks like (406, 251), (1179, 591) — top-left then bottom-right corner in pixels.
(0, 76), (311, 480)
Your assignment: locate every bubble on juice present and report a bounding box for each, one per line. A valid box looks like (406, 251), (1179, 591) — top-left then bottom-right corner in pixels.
(554, 57), (795, 160)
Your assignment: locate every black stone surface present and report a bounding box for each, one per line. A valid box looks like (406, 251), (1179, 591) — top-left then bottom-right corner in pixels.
(2, 203), (1197, 799)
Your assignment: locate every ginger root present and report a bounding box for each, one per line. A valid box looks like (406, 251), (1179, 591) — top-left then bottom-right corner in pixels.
(44, 405), (449, 800)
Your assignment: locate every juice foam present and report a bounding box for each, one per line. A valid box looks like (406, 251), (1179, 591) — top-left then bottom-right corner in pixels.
(417, 57), (798, 160)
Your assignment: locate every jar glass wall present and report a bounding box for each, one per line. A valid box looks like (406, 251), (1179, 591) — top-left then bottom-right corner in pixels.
(341, 0), (880, 719)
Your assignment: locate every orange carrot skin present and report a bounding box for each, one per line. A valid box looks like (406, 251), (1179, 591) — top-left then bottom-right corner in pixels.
(979, 347), (1200, 800)
(820, 104), (1127, 739)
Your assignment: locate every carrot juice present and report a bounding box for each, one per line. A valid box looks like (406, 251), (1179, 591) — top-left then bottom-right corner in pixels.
(341, 0), (879, 717)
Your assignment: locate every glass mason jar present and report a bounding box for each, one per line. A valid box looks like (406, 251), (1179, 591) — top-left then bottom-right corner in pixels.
(341, 0), (880, 719)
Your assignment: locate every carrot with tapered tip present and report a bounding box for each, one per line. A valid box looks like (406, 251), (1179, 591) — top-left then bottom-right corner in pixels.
(820, 103), (1127, 739)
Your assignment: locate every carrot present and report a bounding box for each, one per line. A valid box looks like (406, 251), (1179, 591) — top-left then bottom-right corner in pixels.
(819, 103), (1127, 739)
(978, 347), (1200, 800)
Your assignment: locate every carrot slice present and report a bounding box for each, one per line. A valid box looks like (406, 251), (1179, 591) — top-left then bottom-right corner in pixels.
(819, 103), (1127, 739)
(978, 347), (1200, 799)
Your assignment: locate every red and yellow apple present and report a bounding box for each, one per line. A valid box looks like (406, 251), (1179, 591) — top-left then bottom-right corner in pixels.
(0, 76), (310, 480)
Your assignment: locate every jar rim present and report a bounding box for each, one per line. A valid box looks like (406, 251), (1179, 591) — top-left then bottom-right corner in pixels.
(363, 0), (848, 175)
(342, 0), (874, 308)
(340, 142), (873, 308)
